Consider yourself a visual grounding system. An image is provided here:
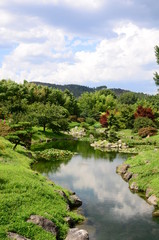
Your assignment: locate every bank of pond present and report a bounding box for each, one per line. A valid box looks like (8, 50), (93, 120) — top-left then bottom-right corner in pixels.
(1, 136), (159, 240)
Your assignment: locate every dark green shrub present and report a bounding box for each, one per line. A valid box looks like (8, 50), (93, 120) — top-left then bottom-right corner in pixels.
(80, 122), (89, 129)
(133, 117), (156, 132)
(108, 129), (119, 143)
(138, 127), (158, 138)
(85, 117), (96, 125)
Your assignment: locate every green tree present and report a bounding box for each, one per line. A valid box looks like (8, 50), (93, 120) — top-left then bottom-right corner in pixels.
(30, 103), (69, 132)
(153, 45), (159, 87)
(6, 122), (33, 150)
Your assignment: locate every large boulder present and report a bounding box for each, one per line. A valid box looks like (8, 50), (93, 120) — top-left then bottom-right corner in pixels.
(8, 232), (30, 240)
(27, 215), (58, 236)
(65, 228), (89, 240)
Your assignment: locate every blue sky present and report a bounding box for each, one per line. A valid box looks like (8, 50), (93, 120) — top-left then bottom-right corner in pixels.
(0, 0), (159, 93)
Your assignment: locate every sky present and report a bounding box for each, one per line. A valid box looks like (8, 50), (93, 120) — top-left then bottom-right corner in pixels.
(0, 0), (159, 93)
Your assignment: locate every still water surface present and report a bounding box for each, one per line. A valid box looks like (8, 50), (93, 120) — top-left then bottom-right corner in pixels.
(33, 141), (159, 240)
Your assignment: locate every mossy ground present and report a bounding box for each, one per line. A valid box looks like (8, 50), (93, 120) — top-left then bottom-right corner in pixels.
(0, 137), (83, 240)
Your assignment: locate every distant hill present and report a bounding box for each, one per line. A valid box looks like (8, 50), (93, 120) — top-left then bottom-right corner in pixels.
(31, 82), (138, 97)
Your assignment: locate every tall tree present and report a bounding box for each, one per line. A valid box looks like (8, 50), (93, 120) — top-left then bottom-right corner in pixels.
(153, 45), (159, 86)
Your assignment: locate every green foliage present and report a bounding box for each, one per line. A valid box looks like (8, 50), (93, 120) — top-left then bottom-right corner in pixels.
(78, 89), (116, 119)
(133, 117), (156, 133)
(6, 122), (33, 150)
(108, 129), (119, 143)
(119, 92), (138, 105)
(138, 127), (158, 138)
(85, 117), (96, 125)
(154, 46), (159, 87)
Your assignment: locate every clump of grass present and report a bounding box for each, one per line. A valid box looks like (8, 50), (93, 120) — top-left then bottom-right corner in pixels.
(35, 148), (73, 161)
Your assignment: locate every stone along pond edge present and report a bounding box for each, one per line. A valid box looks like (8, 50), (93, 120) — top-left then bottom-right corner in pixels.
(116, 148), (159, 217)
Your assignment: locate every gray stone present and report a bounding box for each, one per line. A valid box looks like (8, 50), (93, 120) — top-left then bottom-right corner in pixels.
(65, 217), (75, 227)
(65, 228), (89, 240)
(130, 182), (138, 191)
(69, 194), (82, 208)
(147, 195), (157, 206)
(146, 188), (152, 198)
(123, 172), (132, 181)
(152, 210), (159, 217)
(8, 232), (30, 240)
(27, 215), (58, 236)
(116, 164), (130, 174)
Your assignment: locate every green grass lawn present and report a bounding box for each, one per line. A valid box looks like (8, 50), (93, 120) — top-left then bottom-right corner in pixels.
(0, 137), (82, 240)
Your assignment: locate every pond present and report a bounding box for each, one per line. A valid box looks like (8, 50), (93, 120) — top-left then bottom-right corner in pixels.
(33, 140), (159, 240)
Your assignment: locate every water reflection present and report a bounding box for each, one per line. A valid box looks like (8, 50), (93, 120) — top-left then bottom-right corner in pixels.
(33, 141), (159, 240)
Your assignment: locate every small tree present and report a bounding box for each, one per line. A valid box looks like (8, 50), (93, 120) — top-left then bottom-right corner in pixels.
(153, 45), (159, 87)
(100, 111), (109, 127)
(133, 117), (156, 133)
(6, 122), (34, 150)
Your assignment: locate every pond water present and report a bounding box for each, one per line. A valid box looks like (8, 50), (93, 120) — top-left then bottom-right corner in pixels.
(33, 141), (159, 240)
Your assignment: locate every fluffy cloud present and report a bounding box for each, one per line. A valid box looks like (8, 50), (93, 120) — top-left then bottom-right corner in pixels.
(0, 22), (158, 92)
(0, 1), (159, 92)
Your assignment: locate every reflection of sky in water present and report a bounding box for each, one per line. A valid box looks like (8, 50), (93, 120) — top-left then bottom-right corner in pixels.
(41, 151), (159, 240)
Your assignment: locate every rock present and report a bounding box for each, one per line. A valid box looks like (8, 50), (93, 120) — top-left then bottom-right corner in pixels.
(27, 215), (58, 236)
(65, 228), (89, 240)
(8, 232), (30, 240)
(116, 164), (130, 174)
(145, 160), (150, 164)
(26, 152), (32, 159)
(130, 182), (138, 191)
(152, 210), (159, 217)
(107, 143), (112, 148)
(123, 172), (132, 181)
(147, 195), (158, 206)
(69, 194), (82, 208)
(146, 188), (152, 198)
(65, 217), (75, 227)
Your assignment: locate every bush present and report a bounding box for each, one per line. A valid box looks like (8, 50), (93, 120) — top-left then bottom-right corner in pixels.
(133, 117), (156, 132)
(0, 121), (10, 136)
(36, 148), (73, 161)
(138, 127), (158, 138)
(85, 117), (96, 125)
(80, 122), (89, 129)
(108, 129), (119, 143)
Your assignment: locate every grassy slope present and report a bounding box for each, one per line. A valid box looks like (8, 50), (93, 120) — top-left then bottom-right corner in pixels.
(118, 130), (159, 204)
(0, 137), (82, 240)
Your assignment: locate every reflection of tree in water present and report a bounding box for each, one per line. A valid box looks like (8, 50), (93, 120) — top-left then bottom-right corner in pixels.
(32, 140), (133, 174)
(32, 158), (71, 174)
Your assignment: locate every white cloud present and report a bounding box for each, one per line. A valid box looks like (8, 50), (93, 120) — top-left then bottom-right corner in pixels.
(0, 14), (159, 92)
